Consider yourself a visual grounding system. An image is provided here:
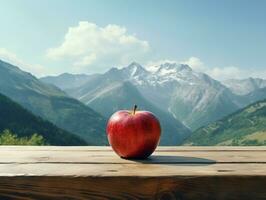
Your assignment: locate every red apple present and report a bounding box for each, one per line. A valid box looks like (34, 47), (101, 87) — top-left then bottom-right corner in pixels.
(106, 105), (161, 159)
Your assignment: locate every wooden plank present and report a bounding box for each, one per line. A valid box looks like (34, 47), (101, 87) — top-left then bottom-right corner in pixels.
(0, 149), (266, 164)
(0, 146), (265, 199)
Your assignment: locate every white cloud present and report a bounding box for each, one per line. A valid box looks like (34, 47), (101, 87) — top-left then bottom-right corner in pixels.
(46, 21), (151, 72)
(205, 66), (242, 80)
(0, 48), (47, 77)
(184, 57), (266, 80)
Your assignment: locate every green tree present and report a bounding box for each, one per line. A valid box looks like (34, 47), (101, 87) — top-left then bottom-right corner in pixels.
(0, 130), (45, 145)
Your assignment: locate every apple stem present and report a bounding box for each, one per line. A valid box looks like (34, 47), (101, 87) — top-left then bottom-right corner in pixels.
(133, 104), (137, 115)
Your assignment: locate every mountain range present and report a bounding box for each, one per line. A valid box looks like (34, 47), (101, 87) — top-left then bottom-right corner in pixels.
(0, 93), (86, 145)
(0, 59), (191, 145)
(43, 63), (193, 145)
(1, 58), (265, 146)
(41, 62), (266, 132)
(0, 60), (107, 145)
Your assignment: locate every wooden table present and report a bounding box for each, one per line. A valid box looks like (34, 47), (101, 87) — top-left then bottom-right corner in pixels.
(0, 146), (266, 199)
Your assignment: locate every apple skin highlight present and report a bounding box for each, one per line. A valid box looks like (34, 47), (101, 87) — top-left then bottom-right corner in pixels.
(106, 107), (161, 159)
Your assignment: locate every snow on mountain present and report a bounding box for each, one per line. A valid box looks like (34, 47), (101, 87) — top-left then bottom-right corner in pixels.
(122, 62), (149, 77)
(140, 62), (238, 129)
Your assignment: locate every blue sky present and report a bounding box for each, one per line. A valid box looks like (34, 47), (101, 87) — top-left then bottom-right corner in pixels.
(0, 0), (265, 79)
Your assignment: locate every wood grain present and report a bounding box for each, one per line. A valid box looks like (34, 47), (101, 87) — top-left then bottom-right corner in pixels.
(0, 146), (265, 199)
(0, 163), (266, 176)
(0, 176), (265, 200)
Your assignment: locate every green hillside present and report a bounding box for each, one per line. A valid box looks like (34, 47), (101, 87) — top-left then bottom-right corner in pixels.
(0, 60), (107, 145)
(184, 99), (266, 145)
(0, 93), (87, 145)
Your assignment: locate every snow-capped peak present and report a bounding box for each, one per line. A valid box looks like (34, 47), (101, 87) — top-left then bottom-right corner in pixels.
(104, 62), (220, 88)
(157, 63), (192, 72)
(122, 62), (148, 77)
(156, 63), (192, 75)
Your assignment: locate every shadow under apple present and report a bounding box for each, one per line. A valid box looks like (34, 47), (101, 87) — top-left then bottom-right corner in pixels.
(123, 155), (216, 166)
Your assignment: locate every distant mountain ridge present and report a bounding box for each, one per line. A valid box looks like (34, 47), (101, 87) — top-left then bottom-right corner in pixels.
(41, 73), (99, 90)
(0, 93), (86, 145)
(0, 59), (108, 145)
(223, 78), (266, 95)
(42, 62), (266, 131)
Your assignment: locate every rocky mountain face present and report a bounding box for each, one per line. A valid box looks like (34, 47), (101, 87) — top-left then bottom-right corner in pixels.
(0, 60), (108, 145)
(82, 80), (191, 145)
